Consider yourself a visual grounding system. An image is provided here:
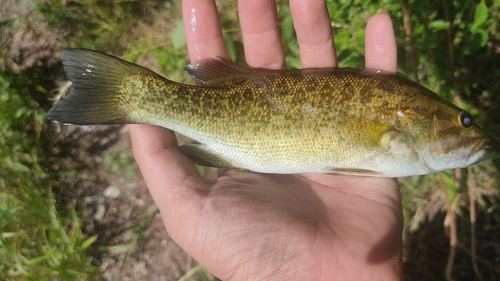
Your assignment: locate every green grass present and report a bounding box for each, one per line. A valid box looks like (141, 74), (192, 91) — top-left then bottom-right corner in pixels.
(0, 67), (99, 279)
(0, 0), (499, 279)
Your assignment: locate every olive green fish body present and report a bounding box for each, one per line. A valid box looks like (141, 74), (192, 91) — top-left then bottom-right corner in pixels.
(48, 49), (490, 177)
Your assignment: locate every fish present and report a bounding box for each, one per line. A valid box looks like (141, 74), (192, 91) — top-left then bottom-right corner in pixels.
(47, 48), (491, 177)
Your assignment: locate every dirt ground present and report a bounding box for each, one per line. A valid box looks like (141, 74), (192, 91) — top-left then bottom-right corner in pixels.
(45, 123), (211, 281)
(75, 126), (206, 281)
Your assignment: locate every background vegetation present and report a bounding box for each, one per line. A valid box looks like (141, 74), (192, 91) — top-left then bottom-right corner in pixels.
(0, 0), (499, 280)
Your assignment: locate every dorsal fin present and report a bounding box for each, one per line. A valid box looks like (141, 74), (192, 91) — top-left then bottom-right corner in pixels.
(184, 57), (256, 86)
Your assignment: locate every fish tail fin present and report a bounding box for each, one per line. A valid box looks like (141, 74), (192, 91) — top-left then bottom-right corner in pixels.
(47, 48), (156, 125)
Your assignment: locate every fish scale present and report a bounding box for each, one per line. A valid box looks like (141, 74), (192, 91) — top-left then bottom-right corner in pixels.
(47, 49), (490, 177)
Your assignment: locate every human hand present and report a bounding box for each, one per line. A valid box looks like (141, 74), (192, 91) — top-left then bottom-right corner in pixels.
(129, 0), (402, 280)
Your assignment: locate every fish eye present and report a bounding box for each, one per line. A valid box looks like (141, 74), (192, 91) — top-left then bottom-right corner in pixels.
(458, 111), (473, 128)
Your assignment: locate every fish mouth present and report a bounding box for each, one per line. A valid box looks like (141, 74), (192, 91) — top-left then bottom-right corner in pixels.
(468, 137), (491, 164)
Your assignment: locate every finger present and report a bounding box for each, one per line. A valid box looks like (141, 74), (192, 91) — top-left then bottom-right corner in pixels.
(130, 0), (228, 249)
(365, 13), (397, 72)
(363, 14), (401, 271)
(290, 0), (337, 68)
(129, 124), (203, 204)
(238, 0), (286, 69)
(182, 0), (228, 62)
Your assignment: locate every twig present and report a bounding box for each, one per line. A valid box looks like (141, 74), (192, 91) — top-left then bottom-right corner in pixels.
(457, 241), (500, 275)
(468, 166), (484, 280)
(438, 172), (457, 281)
(441, 0), (455, 64)
(401, 3), (419, 82)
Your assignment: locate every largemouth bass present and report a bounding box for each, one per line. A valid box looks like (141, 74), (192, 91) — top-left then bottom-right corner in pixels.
(47, 49), (490, 177)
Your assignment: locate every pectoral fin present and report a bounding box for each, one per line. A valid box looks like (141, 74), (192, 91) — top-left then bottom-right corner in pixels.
(178, 144), (236, 168)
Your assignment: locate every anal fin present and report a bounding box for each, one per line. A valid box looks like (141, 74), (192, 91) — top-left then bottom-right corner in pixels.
(322, 167), (382, 176)
(178, 144), (236, 168)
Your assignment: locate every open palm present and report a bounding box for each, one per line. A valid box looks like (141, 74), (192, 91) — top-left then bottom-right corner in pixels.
(130, 1), (403, 280)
